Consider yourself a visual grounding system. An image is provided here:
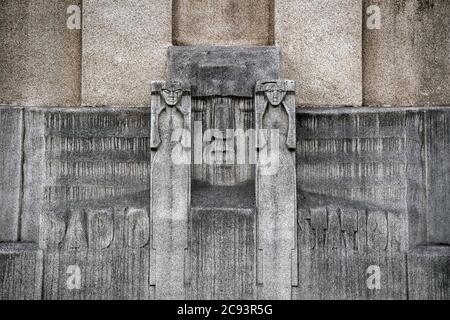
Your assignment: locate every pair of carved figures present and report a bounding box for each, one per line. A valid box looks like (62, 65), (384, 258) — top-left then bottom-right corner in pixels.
(150, 80), (296, 299)
(150, 80), (296, 152)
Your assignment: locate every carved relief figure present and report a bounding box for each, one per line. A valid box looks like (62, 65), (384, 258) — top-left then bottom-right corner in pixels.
(255, 79), (297, 299)
(255, 80), (296, 151)
(150, 81), (191, 150)
(150, 80), (191, 299)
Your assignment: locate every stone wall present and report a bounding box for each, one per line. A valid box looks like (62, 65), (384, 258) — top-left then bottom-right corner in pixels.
(1, 1), (449, 107)
(363, 0), (450, 106)
(0, 0), (81, 107)
(81, 0), (172, 107)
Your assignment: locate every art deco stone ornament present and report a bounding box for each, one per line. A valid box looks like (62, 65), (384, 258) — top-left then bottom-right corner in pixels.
(150, 81), (191, 149)
(161, 82), (183, 106)
(255, 79), (297, 299)
(255, 80), (296, 150)
(150, 80), (191, 299)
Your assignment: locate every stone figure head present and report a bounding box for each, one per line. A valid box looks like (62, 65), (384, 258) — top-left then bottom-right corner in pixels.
(263, 82), (287, 107)
(161, 81), (183, 106)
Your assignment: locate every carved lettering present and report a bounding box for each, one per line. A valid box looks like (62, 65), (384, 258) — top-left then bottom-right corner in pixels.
(44, 207), (149, 249)
(87, 209), (114, 250)
(302, 207), (395, 252)
(125, 208), (150, 248)
(367, 211), (388, 251)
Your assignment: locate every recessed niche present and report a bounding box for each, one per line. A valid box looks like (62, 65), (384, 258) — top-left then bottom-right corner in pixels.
(173, 0), (274, 45)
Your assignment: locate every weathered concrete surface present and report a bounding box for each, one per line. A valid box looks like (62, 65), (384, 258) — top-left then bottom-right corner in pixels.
(276, 0), (363, 106)
(189, 208), (256, 300)
(296, 207), (408, 299)
(189, 182), (256, 299)
(150, 83), (191, 299)
(0, 108), (22, 241)
(168, 46), (280, 97)
(256, 81), (297, 299)
(38, 108), (152, 299)
(192, 97), (255, 186)
(407, 247), (449, 300)
(21, 110), (45, 243)
(294, 107), (450, 299)
(0, 243), (43, 300)
(0, 106), (449, 300)
(0, 0), (81, 107)
(173, 0), (274, 45)
(81, 0), (171, 107)
(296, 110), (409, 298)
(424, 110), (450, 244)
(363, 0), (450, 106)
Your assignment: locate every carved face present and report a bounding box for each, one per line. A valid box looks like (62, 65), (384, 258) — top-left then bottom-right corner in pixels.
(161, 83), (183, 106)
(264, 83), (286, 106)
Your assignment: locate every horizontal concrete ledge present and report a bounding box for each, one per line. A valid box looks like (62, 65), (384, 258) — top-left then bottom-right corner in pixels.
(2, 105), (450, 114)
(297, 105), (450, 114)
(0, 105), (150, 113)
(0, 242), (40, 253)
(408, 246), (450, 255)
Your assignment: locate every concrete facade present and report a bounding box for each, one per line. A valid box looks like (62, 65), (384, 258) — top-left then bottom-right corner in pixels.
(363, 0), (450, 106)
(0, 0), (81, 107)
(81, 0), (172, 107)
(173, 0), (274, 46)
(1, 1), (449, 107)
(0, 0), (448, 301)
(276, 0), (363, 106)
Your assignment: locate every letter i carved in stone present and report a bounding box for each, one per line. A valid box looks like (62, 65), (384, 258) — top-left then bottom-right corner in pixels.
(150, 81), (191, 299)
(255, 80), (298, 299)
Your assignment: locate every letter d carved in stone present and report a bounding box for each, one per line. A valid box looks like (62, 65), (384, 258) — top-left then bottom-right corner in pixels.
(150, 81), (191, 299)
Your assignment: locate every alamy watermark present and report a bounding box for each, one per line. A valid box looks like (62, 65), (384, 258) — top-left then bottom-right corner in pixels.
(167, 122), (281, 176)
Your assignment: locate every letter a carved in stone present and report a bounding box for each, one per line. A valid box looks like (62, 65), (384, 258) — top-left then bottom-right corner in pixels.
(150, 81), (191, 299)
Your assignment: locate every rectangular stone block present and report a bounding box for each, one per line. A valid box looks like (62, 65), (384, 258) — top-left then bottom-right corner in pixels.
(256, 81), (297, 299)
(0, 0), (81, 107)
(168, 46), (280, 97)
(81, 0), (172, 107)
(39, 108), (151, 249)
(150, 82), (191, 299)
(407, 247), (449, 300)
(295, 109), (417, 299)
(276, 0), (363, 106)
(34, 107), (152, 299)
(363, 0), (450, 106)
(0, 243), (43, 300)
(425, 110), (450, 244)
(43, 248), (152, 300)
(22, 110), (46, 242)
(296, 207), (408, 299)
(0, 108), (22, 241)
(173, 0), (274, 45)
(188, 208), (256, 300)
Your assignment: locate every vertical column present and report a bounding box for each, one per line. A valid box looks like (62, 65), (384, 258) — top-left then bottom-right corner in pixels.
(255, 80), (297, 299)
(150, 81), (191, 299)
(0, 108), (23, 241)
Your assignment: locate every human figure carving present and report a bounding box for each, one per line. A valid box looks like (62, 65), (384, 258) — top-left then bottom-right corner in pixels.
(255, 80), (296, 151)
(150, 81), (191, 150)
